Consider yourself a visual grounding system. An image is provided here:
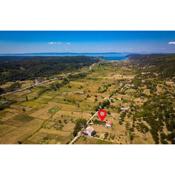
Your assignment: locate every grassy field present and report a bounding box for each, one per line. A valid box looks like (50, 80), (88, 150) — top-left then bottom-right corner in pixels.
(0, 59), (175, 144)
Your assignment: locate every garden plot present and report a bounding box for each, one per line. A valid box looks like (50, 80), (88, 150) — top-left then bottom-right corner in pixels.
(30, 102), (58, 120)
(0, 118), (43, 144)
(0, 124), (17, 137)
(26, 128), (72, 144)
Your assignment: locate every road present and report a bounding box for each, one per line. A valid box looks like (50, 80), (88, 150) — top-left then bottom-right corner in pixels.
(0, 70), (89, 98)
(68, 96), (113, 144)
(1, 61), (107, 144)
(0, 62), (100, 98)
(0, 79), (57, 97)
(69, 111), (98, 144)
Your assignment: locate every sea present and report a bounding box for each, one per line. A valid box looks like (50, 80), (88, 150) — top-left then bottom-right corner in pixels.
(44, 52), (129, 61)
(0, 52), (129, 61)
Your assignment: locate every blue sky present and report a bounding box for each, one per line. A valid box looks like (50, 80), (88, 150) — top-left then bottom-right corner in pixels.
(0, 31), (175, 54)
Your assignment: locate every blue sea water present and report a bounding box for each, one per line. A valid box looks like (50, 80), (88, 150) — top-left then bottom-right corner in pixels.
(0, 52), (129, 61)
(78, 53), (128, 61)
(35, 52), (129, 61)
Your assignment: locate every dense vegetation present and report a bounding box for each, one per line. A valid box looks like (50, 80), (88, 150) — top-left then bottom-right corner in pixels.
(134, 95), (175, 143)
(127, 54), (175, 143)
(73, 118), (87, 137)
(129, 54), (175, 79)
(0, 56), (98, 84)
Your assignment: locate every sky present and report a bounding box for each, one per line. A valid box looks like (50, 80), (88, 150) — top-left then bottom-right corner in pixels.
(0, 31), (175, 54)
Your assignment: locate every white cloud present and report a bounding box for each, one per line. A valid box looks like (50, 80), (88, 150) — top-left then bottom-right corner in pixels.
(48, 41), (62, 45)
(48, 41), (71, 45)
(168, 41), (175, 45)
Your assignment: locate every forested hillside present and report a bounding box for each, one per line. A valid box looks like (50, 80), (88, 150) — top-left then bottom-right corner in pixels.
(129, 54), (175, 79)
(0, 56), (98, 83)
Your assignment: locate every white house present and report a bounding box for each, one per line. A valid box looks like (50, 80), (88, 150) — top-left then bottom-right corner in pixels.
(105, 120), (113, 128)
(120, 106), (130, 112)
(83, 126), (96, 136)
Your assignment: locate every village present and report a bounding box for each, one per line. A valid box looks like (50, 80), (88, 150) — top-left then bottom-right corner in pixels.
(0, 60), (175, 144)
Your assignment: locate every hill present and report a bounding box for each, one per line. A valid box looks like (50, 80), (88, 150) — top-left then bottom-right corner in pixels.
(0, 56), (98, 84)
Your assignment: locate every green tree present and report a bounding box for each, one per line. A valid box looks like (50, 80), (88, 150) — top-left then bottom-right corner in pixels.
(73, 118), (87, 136)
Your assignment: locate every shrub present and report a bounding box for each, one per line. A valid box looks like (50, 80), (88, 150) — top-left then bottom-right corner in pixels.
(14, 114), (33, 122)
(73, 118), (87, 136)
(7, 82), (21, 92)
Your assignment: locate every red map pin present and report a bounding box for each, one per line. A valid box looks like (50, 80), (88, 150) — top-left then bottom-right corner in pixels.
(98, 109), (107, 121)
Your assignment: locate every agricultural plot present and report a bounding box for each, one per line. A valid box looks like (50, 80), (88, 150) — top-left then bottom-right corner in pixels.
(0, 59), (175, 144)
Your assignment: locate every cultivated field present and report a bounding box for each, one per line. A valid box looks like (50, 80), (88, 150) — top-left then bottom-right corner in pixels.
(0, 58), (175, 144)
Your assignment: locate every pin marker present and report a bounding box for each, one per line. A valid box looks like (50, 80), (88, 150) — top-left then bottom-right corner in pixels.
(98, 109), (107, 121)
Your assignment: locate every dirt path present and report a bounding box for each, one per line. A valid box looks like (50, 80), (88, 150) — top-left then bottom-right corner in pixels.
(68, 96), (113, 144)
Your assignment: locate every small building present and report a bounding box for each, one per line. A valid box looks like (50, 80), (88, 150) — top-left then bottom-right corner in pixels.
(83, 126), (96, 137)
(74, 91), (84, 95)
(105, 120), (113, 128)
(120, 106), (130, 112)
(34, 79), (39, 85)
(34, 78), (43, 86)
